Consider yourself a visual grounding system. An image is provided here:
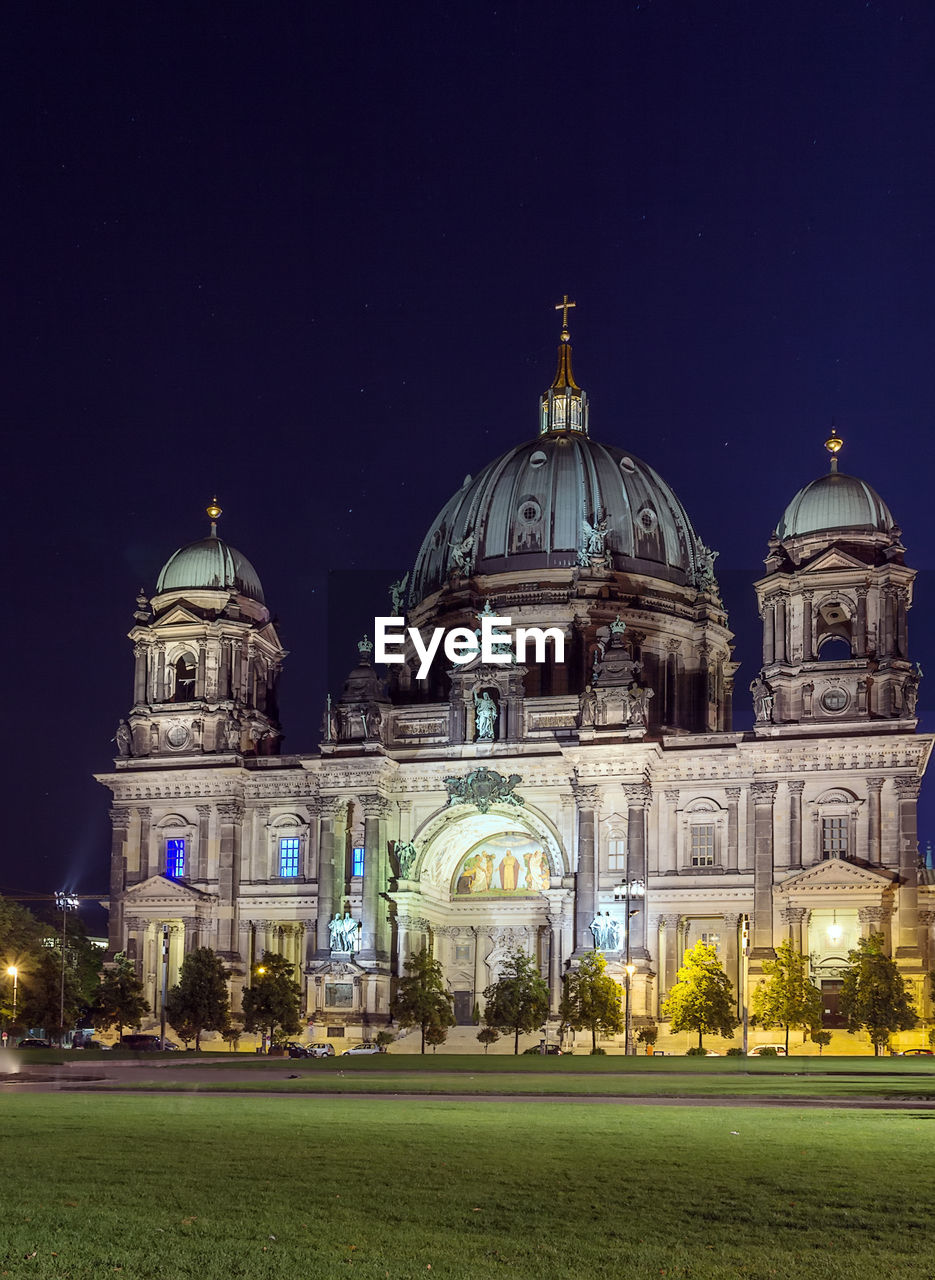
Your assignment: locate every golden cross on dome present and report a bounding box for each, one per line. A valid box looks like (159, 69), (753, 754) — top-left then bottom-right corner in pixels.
(555, 295), (576, 337)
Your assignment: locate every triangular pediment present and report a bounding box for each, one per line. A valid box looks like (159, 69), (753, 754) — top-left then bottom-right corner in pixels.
(155, 604), (204, 627)
(777, 859), (896, 896)
(802, 547), (869, 574)
(124, 874), (215, 906)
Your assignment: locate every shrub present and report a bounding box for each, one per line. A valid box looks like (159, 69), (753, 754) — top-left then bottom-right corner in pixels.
(756, 1045), (779, 1056)
(685, 1046), (708, 1056)
(725, 1047), (745, 1056)
(589, 1046), (607, 1055)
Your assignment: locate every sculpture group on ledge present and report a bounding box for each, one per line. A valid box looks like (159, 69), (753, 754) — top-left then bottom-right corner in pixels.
(589, 912), (622, 951)
(329, 912), (361, 954)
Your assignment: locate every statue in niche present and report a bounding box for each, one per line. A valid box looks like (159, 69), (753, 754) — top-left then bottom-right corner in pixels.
(342, 913), (361, 953)
(395, 840), (418, 878)
(578, 510), (611, 568)
(474, 689), (498, 740)
(365, 704), (384, 741)
(902, 669), (921, 717)
(750, 675), (774, 723)
(802, 681), (814, 716)
(114, 720), (132, 758)
(578, 684), (598, 727)
(589, 912), (620, 951)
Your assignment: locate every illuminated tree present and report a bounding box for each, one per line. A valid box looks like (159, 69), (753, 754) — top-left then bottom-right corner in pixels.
(393, 948), (455, 1053)
(662, 941), (739, 1050)
(241, 952), (302, 1048)
(91, 953), (149, 1041)
(751, 939), (822, 1054)
(165, 948), (231, 1050)
(840, 933), (917, 1055)
(558, 951), (624, 1053)
(483, 949), (549, 1054)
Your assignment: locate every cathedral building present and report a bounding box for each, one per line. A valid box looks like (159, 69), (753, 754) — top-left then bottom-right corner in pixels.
(97, 314), (933, 1049)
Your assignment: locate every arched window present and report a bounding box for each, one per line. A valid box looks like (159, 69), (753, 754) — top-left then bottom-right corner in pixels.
(173, 653), (196, 702)
(812, 789), (861, 863)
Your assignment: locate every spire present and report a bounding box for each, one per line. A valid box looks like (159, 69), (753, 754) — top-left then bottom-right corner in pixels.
(824, 423), (843, 473)
(540, 297), (588, 436)
(206, 496), (222, 538)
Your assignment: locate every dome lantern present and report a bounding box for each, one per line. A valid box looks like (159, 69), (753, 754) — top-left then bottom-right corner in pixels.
(539, 296), (589, 437)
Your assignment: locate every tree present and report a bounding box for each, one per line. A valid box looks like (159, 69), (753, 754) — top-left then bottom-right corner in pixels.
(424, 1024), (447, 1053)
(164, 948), (231, 1051)
(91, 953), (149, 1041)
(477, 1026), (500, 1054)
(662, 941), (739, 1050)
(636, 1025), (658, 1054)
(482, 949), (550, 1054)
(751, 939), (823, 1054)
(810, 1030), (832, 1055)
(558, 951), (624, 1053)
(392, 948), (455, 1053)
(241, 952), (302, 1049)
(840, 932), (917, 1055)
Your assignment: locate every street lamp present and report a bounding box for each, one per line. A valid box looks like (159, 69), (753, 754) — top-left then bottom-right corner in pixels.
(55, 892), (79, 1046)
(614, 875), (645, 1055)
(6, 965), (17, 1028)
(624, 962), (636, 1056)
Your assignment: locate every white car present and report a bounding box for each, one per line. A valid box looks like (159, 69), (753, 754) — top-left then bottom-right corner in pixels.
(749, 1044), (787, 1056)
(341, 1042), (384, 1056)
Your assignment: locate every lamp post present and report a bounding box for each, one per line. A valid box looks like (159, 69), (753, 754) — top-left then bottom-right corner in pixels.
(6, 965), (17, 1029)
(55, 892), (79, 1046)
(614, 874), (645, 1055)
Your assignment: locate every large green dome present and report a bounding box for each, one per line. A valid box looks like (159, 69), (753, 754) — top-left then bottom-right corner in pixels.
(776, 471), (895, 541)
(156, 535), (265, 603)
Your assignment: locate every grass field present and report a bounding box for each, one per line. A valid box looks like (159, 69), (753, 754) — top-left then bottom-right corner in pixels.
(2, 1094), (935, 1279)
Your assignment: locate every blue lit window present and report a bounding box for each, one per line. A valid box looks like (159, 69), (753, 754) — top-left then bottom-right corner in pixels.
(166, 838), (186, 878)
(351, 846), (365, 877)
(279, 837), (300, 877)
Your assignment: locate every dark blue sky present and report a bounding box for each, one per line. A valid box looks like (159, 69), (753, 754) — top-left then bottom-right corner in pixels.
(3, 1), (935, 896)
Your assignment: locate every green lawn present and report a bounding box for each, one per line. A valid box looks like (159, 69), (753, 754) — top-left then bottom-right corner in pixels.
(2, 1095), (934, 1279)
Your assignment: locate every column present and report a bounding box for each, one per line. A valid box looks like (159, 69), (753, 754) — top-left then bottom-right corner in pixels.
(473, 927), (490, 1010)
(316, 798), (344, 956)
(155, 644), (166, 701)
(726, 788), (741, 873)
(108, 809), (131, 952)
(802, 593), (813, 662)
(360, 795), (389, 961)
(662, 790), (679, 875)
(572, 782), (599, 953)
(656, 916), (673, 1015)
(855, 587), (868, 659)
(195, 805), (211, 881)
(216, 801), (244, 956)
(133, 643), (147, 706)
(781, 906), (808, 953)
(866, 777), (884, 865)
(196, 640), (207, 699)
(918, 911), (935, 1015)
(750, 781), (777, 959)
(894, 777), (921, 960)
(762, 601), (775, 666)
(774, 595), (787, 664)
(137, 806), (152, 879)
(662, 918), (682, 1014)
(304, 802), (321, 879)
(303, 918), (317, 968)
(881, 588), (895, 658)
(721, 913), (741, 1011)
(624, 783), (651, 959)
(896, 588), (909, 660)
(787, 781), (804, 871)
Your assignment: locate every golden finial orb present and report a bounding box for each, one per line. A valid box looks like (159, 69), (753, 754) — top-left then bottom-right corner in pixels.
(206, 497), (222, 522)
(824, 426), (843, 471)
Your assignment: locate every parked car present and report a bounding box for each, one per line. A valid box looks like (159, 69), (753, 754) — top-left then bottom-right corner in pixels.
(283, 1041), (311, 1058)
(899, 1048), (934, 1056)
(522, 1043), (562, 1055)
(308, 1043), (335, 1058)
(16, 1037), (53, 1049)
(342, 1042), (384, 1056)
(749, 1044), (787, 1056)
(120, 1034), (180, 1051)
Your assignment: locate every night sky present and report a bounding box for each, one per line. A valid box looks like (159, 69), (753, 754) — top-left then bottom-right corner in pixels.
(4, 2), (935, 902)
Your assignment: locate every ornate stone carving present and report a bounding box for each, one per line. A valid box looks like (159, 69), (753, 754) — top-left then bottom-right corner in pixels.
(320, 796), (349, 821)
(444, 767), (524, 814)
(623, 783), (652, 808)
(894, 777), (921, 799)
(394, 841), (418, 878)
(571, 782), (600, 808)
(866, 777), (885, 792)
(751, 781), (778, 804)
(361, 795), (391, 819)
(725, 787), (743, 801)
(110, 808), (132, 830)
(216, 801), (245, 822)
(781, 907), (808, 924)
(786, 780), (805, 797)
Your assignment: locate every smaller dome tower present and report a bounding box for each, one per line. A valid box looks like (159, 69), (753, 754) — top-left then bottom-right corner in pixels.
(752, 430), (920, 730)
(115, 501), (287, 761)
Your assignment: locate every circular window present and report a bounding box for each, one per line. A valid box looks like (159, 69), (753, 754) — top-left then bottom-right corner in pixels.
(530, 450), (547, 468)
(519, 500), (541, 523)
(820, 688), (848, 713)
(166, 724), (191, 749)
(638, 507), (657, 532)
(432, 522), (446, 550)
(620, 456), (636, 474)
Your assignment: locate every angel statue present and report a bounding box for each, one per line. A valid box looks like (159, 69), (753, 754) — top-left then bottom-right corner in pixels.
(450, 530), (475, 577)
(389, 573), (409, 615)
(474, 689), (498, 740)
(578, 510), (610, 567)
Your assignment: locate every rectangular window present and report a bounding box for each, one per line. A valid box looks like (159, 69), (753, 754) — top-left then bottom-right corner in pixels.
(166, 838), (185, 878)
(822, 817), (848, 860)
(701, 931), (721, 953)
(351, 846), (365, 877)
(607, 838), (627, 873)
(690, 825), (715, 867)
(278, 837), (300, 877)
